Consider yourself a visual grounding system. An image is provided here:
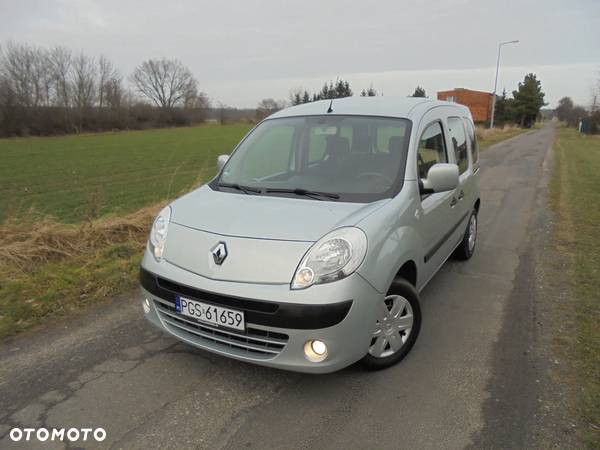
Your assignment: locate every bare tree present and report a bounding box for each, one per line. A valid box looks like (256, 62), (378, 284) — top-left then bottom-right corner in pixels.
(104, 76), (125, 110)
(256, 98), (282, 120)
(0, 41), (46, 108)
(71, 52), (96, 132)
(193, 91), (210, 111)
(49, 46), (72, 129)
(97, 55), (118, 109)
(131, 58), (197, 109)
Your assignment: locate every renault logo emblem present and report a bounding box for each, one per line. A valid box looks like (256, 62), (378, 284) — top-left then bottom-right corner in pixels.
(211, 242), (228, 265)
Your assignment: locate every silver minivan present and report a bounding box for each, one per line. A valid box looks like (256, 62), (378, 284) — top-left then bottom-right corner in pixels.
(140, 97), (480, 373)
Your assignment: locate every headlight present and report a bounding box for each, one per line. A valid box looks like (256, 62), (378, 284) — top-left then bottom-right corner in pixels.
(149, 206), (171, 262)
(291, 227), (367, 289)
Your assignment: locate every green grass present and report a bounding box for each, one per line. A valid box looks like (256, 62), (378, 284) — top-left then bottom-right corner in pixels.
(0, 124), (252, 223)
(0, 238), (144, 339)
(551, 127), (600, 447)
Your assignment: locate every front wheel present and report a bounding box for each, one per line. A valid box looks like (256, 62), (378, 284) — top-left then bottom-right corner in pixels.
(361, 278), (422, 370)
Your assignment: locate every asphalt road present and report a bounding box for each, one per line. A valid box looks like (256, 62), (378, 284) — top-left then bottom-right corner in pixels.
(0, 125), (557, 450)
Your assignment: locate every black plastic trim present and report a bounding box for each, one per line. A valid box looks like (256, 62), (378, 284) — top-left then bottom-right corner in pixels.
(139, 268), (353, 330)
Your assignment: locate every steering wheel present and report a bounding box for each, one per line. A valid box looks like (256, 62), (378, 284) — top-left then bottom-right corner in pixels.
(357, 172), (394, 186)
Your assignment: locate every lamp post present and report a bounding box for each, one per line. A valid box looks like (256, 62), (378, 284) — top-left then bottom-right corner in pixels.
(490, 40), (519, 129)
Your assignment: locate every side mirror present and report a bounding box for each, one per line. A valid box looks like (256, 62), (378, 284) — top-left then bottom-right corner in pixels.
(217, 154), (230, 172)
(420, 163), (459, 194)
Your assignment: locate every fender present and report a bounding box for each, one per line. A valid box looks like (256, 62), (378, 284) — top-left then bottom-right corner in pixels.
(356, 186), (424, 293)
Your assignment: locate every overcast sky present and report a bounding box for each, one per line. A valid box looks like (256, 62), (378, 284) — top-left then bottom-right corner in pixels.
(1, 0), (598, 108)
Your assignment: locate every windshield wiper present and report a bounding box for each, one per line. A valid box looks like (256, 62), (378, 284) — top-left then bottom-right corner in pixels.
(265, 188), (340, 201)
(217, 182), (262, 194)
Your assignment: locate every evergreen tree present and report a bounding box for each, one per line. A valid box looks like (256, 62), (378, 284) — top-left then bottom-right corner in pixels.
(511, 73), (546, 128)
(494, 89), (509, 126)
(411, 86), (426, 97)
(361, 85), (377, 96)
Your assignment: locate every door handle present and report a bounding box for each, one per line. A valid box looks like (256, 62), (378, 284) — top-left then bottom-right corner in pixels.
(458, 190), (464, 200)
(450, 197), (458, 207)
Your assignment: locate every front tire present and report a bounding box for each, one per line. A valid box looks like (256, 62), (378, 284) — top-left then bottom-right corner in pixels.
(361, 278), (422, 370)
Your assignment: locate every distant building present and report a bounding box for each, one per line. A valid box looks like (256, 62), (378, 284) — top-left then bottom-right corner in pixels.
(437, 88), (494, 123)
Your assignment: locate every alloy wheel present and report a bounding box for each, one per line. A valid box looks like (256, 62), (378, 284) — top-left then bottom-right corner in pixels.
(368, 295), (414, 358)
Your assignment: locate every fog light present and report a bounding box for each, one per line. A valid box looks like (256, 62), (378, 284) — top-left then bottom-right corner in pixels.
(143, 298), (150, 314)
(304, 339), (328, 362)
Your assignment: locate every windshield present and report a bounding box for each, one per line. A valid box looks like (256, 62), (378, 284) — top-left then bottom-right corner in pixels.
(214, 115), (412, 202)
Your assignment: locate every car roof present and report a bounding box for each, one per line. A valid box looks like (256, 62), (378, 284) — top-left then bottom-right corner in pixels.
(268, 96), (471, 121)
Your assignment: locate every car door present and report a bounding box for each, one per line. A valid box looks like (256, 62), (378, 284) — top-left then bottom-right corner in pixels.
(446, 116), (473, 237)
(415, 114), (462, 285)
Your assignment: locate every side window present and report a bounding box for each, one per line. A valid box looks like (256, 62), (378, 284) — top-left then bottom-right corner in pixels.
(463, 118), (479, 165)
(448, 117), (469, 174)
(417, 122), (447, 179)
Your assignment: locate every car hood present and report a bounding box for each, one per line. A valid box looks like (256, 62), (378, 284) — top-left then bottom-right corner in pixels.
(170, 185), (387, 242)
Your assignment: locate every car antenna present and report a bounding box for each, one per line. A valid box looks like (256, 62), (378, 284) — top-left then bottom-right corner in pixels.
(327, 99), (334, 113)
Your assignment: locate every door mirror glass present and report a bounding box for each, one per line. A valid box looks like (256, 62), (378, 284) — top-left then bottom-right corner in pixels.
(217, 154), (230, 172)
(421, 163), (459, 193)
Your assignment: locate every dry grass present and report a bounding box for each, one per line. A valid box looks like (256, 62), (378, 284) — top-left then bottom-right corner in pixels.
(476, 125), (526, 150)
(0, 205), (158, 273)
(0, 204), (163, 339)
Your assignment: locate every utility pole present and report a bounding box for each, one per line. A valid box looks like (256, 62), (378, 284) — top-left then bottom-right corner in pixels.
(490, 40), (519, 128)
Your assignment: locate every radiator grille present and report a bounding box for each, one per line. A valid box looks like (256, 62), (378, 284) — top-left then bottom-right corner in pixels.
(153, 298), (288, 360)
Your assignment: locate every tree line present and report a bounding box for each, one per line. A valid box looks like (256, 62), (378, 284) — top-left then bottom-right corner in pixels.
(0, 41), (211, 137)
(555, 78), (600, 134)
(254, 81), (426, 120)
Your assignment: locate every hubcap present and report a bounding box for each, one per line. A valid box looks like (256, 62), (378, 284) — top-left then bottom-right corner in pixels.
(468, 214), (477, 252)
(368, 295), (413, 358)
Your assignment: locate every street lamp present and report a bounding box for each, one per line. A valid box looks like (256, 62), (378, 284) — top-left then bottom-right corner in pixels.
(490, 40), (519, 129)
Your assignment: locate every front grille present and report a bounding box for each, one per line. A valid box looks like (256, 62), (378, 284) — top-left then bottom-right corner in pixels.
(153, 298), (289, 360)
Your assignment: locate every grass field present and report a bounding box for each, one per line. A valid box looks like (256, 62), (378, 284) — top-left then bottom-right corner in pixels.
(550, 127), (600, 446)
(0, 124), (252, 223)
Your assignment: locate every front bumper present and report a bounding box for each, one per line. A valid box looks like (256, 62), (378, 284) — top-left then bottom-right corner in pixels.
(139, 253), (382, 374)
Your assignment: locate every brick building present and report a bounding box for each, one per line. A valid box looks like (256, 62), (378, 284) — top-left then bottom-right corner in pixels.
(437, 88), (494, 123)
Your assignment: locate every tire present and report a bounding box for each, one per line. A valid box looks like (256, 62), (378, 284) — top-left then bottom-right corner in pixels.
(361, 278), (422, 370)
(453, 208), (478, 260)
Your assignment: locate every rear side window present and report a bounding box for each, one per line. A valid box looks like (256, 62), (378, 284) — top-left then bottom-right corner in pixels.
(463, 118), (479, 165)
(417, 122), (447, 179)
(448, 117), (468, 174)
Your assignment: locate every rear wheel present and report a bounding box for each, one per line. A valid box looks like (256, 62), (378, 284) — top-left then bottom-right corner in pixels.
(361, 278), (422, 370)
(454, 208), (477, 260)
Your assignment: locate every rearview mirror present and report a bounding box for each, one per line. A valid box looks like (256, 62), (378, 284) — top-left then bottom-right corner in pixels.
(217, 154), (230, 172)
(420, 163), (459, 194)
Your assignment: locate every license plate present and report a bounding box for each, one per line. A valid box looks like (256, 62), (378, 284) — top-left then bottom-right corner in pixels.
(175, 296), (245, 331)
